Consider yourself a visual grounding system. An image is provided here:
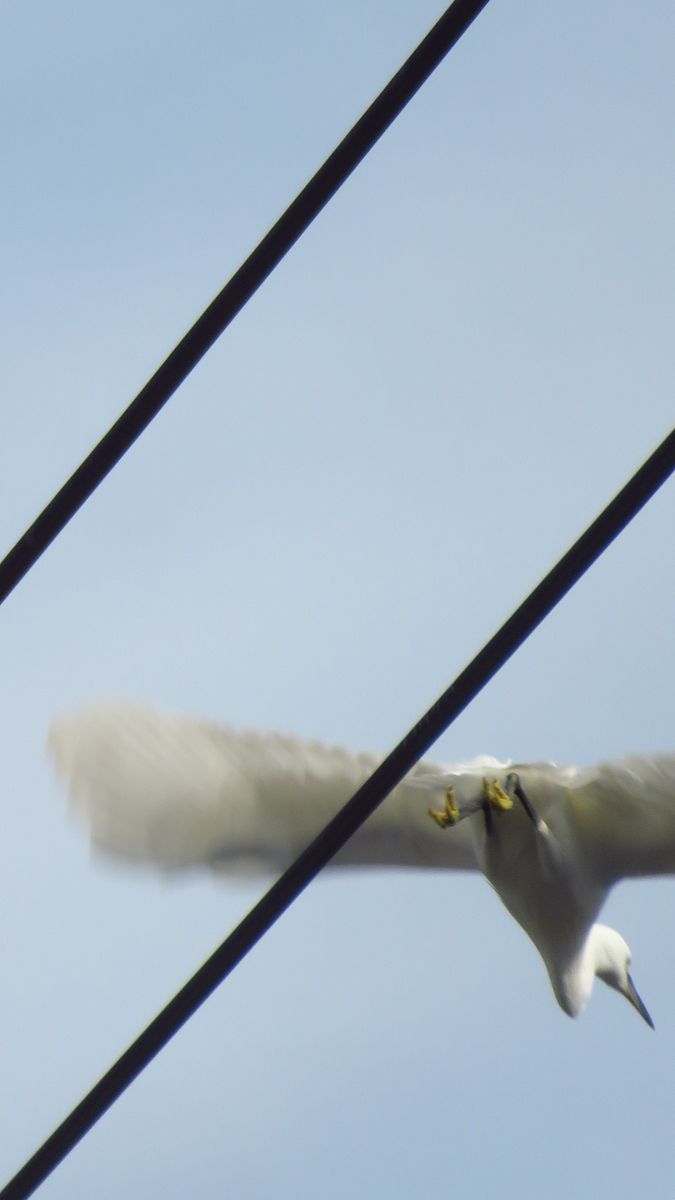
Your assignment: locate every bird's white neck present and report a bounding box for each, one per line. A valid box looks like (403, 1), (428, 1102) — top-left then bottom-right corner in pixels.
(549, 924), (610, 1018)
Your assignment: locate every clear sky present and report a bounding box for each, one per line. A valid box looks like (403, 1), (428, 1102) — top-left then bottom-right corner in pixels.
(2, 1), (674, 1196)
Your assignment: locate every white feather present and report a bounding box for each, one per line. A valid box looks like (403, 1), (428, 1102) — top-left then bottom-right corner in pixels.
(49, 705), (478, 874)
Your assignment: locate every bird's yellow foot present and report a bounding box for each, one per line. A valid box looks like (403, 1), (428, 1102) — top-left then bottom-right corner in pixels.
(483, 777), (514, 813)
(428, 786), (460, 830)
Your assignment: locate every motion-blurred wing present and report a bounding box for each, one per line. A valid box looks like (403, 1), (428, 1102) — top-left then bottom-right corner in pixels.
(516, 755), (675, 883)
(49, 705), (479, 875)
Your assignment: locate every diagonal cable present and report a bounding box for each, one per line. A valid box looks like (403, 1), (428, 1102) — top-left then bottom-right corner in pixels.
(0, 0), (490, 609)
(3, 427), (674, 1200)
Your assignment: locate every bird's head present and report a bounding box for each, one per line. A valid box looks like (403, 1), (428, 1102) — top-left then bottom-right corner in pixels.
(589, 924), (654, 1029)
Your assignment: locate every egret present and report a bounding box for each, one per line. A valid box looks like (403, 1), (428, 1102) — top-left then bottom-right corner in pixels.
(50, 704), (674, 1026)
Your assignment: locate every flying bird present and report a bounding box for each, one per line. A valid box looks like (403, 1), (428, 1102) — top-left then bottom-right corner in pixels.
(49, 704), (675, 1027)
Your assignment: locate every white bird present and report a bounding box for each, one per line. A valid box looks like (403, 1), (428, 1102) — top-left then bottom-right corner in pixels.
(49, 704), (675, 1027)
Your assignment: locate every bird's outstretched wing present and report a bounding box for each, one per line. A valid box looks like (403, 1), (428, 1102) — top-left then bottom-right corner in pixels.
(49, 705), (480, 875)
(526, 755), (675, 883)
(50, 705), (675, 887)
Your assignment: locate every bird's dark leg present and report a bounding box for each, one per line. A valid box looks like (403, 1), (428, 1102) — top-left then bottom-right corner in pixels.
(505, 772), (544, 832)
(481, 794), (494, 837)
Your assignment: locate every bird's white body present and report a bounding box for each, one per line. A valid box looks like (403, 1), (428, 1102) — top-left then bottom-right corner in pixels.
(50, 705), (675, 1024)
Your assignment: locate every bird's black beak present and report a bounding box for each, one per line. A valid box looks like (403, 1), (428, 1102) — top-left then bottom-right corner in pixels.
(625, 973), (654, 1029)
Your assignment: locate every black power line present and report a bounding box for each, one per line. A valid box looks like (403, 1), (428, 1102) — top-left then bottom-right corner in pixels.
(3, 428), (674, 1200)
(0, 0), (490, 610)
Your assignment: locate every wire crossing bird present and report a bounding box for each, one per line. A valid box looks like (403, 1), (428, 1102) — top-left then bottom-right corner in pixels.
(49, 705), (675, 1027)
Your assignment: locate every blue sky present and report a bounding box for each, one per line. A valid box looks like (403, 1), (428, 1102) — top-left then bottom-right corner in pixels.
(1, 1), (674, 1196)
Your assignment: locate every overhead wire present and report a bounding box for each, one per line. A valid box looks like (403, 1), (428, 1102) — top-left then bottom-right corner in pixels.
(2, 0), (674, 1193)
(2, 428), (675, 1200)
(0, 0), (490, 610)
(2, 2), (495, 1194)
